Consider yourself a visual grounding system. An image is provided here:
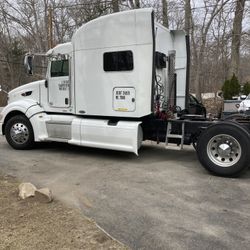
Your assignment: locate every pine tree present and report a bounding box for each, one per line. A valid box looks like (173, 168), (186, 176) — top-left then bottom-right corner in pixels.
(222, 74), (241, 99)
(242, 82), (250, 96)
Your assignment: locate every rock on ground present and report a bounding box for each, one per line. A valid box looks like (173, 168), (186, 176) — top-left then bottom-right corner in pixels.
(34, 188), (53, 203)
(18, 182), (37, 199)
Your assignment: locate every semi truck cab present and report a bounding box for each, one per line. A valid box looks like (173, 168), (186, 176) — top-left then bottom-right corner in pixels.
(1, 8), (250, 177)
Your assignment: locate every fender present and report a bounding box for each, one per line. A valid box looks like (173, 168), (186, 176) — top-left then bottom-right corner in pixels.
(0, 100), (44, 135)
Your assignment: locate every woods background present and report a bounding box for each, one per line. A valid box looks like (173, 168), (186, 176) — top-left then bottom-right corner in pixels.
(0, 0), (249, 106)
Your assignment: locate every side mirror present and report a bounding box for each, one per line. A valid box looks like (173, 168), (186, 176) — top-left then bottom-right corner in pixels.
(24, 53), (34, 75)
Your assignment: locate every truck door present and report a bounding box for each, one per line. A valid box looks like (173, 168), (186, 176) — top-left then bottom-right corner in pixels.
(48, 57), (70, 108)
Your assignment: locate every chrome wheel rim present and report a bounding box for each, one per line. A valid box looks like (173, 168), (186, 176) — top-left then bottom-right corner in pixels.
(10, 123), (29, 144)
(207, 134), (241, 167)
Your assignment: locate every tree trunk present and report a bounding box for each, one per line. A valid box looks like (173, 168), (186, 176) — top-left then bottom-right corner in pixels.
(135, 0), (140, 9)
(184, 0), (191, 35)
(162, 0), (168, 28)
(229, 0), (246, 78)
(128, 0), (134, 8)
(112, 0), (119, 12)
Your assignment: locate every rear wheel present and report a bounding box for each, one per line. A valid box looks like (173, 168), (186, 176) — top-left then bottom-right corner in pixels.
(197, 122), (250, 177)
(5, 115), (34, 150)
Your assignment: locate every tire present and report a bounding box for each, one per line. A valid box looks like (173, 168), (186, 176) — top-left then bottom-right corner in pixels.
(5, 115), (34, 150)
(197, 122), (250, 177)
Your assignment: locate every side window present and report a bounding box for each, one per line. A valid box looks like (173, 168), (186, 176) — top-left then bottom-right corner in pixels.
(51, 60), (69, 77)
(104, 51), (133, 72)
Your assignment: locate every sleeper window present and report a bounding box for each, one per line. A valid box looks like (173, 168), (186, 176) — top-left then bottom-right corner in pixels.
(51, 60), (69, 77)
(104, 51), (133, 71)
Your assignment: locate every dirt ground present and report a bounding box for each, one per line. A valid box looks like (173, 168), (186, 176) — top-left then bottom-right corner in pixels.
(0, 174), (128, 250)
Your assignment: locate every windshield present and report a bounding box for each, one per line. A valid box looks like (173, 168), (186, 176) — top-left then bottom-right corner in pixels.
(246, 94), (250, 100)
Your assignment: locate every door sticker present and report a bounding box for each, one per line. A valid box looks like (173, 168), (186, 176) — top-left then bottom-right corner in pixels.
(58, 80), (70, 91)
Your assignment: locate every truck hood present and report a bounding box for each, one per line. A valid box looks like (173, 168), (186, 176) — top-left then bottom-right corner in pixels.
(9, 80), (44, 95)
(8, 80), (45, 104)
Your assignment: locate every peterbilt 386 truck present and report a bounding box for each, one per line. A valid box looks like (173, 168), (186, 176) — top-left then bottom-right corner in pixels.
(1, 8), (250, 177)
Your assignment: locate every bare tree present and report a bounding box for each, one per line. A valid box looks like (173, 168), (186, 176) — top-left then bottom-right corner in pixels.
(229, 0), (246, 78)
(184, 0), (191, 35)
(162, 0), (169, 28)
(126, 0), (140, 9)
(191, 0), (230, 100)
(112, 0), (120, 12)
(135, 0), (140, 8)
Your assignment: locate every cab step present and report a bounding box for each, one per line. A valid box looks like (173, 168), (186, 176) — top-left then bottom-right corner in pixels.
(165, 121), (185, 150)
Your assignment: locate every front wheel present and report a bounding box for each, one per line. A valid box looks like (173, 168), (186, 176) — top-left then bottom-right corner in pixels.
(197, 122), (250, 177)
(5, 115), (34, 150)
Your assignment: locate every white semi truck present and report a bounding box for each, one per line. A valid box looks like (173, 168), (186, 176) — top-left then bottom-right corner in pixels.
(1, 9), (250, 177)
